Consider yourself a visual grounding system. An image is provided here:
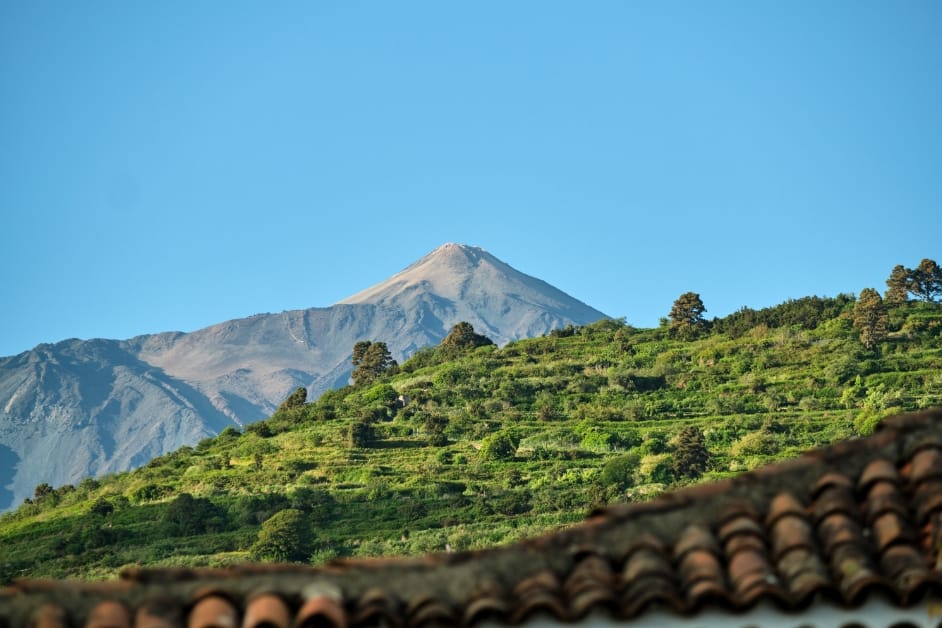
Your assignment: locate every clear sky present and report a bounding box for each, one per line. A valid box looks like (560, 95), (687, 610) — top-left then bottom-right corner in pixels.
(1, 1), (940, 357)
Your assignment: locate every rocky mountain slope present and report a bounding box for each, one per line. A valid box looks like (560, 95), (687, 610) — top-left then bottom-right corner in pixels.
(0, 244), (606, 510)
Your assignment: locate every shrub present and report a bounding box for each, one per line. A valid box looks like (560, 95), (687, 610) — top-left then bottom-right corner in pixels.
(639, 454), (674, 485)
(130, 483), (172, 504)
(161, 493), (228, 536)
(349, 421), (375, 448)
(600, 453), (639, 489)
(89, 497), (114, 517)
(729, 431), (778, 457)
(481, 432), (519, 461)
(638, 432), (667, 456)
(250, 509), (312, 563)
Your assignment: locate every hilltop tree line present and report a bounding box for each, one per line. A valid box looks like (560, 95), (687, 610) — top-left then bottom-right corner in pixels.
(885, 259), (942, 304)
(270, 257), (940, 451)
(668, 259), (940, 351)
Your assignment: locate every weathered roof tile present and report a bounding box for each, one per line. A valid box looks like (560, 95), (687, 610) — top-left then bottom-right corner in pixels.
(86, 600), (132, 628)
(858, 458), (901, 493)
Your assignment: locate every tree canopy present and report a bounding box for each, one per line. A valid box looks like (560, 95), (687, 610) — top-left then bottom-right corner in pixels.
(911, 259), (942, 303)
(669, 292), (707, 339)
(672, 426), (710, 479)
(250, 508), (312, 563)
(853, 288), (888, 351)
(351, 341), (397, 386)
(883, 259), (942, 304)
(885, 265), (910, 304)
(276, 386), (307, 413)
(440, 322), (495, 353)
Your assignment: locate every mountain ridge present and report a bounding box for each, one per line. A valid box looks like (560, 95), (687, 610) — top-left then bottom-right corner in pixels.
(0, 244), (607, 510)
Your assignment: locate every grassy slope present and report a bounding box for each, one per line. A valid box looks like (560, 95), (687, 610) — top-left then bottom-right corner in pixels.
(1, 298), (940, 581)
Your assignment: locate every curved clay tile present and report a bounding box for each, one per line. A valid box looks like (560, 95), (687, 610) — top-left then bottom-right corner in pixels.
(769, 513), (816, 561)
(764, 493), (806, 529)
(563, 554), (617, 618)
(673, 525), (721, 562)
(31, 604), (67, 628)
(241, 593), (291, 628)
(812, 482), (857, 522)
(134, 598), (183, 628)
(817, 511), (865, 554)
(620, 544), (674, 584)
(85, 600), (132, 628)
(912, 478), (942, 523)
(188, 595), (238, 628)
(811, 471), (855, 498)
(717, 513), (764, 544)
(857, 458), (901, 493)
(864, 480), (910, 525)
(295, 595), (346, 628)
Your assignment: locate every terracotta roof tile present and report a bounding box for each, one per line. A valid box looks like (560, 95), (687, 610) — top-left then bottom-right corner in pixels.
(188, 594), (238, 628)
(4, 408), (942, 626)
(242, 593), (292, 628)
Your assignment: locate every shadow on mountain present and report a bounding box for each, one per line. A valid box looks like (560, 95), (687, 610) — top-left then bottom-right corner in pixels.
(66, 339), (235, 439)
(218, 392), (269, 424)
(0, 444), (20, 511)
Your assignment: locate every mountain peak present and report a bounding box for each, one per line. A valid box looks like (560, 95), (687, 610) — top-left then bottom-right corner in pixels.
(337, 243), (493, 305)
(421, 242), (488, 266)
(336, 243), (606, 341)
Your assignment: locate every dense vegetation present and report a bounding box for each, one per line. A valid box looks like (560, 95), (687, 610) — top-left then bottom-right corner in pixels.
(2, 263), (941, 582)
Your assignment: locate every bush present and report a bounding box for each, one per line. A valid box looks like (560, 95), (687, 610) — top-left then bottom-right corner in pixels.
(130, 483), (172, 504)
(600, 453), (639, 489)
(246, 422), (274, 438)
(89, 497), (114, 517)
(640, 454), (674, 485)
(250, 509), (312, 563)
(729, 431), (778, 457)
(349, 421), (375, 448)
(580, 429), (615, 452)
(481, 432), (519, 461)
(161, 493), (228, 536)
(638, 432), (667, 456)
(234, 493), (291, 526)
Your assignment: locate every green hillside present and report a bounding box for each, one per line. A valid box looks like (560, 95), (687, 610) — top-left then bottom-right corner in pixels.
(2, 292), (941, 582)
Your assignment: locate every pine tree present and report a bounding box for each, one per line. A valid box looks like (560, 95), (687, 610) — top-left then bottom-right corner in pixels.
(351, 341), (397, 386)
(276, 386), (307, 413)
(853, 288), (888, 351)
(669, 292), (707, 340)
(672, 426), (710, 479)
(910, 258), (942, 303)
(884, 264), (910, 304)
(440, 322), (495, 352)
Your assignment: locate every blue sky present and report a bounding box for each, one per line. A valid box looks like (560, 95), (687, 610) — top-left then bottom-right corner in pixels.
(1, 1), (940, 357)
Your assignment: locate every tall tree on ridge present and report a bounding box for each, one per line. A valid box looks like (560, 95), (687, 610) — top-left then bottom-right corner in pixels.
(441, 322), (495, 353)
(351, 341), (397, 386)
(884, 264), (911, 305)
(669, 292), (707, 340)
(853, 288), (888, 351)
(277, 386), (307, 413)
(910, 258), (942, 303)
